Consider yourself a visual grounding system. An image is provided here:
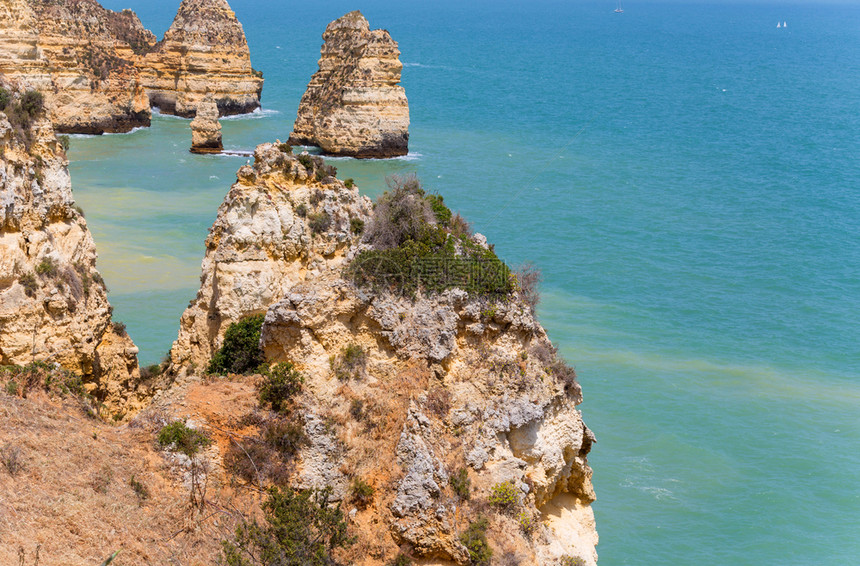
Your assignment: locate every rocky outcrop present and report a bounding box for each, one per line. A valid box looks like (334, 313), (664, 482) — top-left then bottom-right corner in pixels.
(288, 11), (409, 158)
(169, 144), (597, 564)
(189, 98), (222, 153)
(0, 0), (262, 134)
(0, 77), (144, 415)
(0, 0), (154, 134)
(169, 144), (371, 374)
(141, 0), (263, 118)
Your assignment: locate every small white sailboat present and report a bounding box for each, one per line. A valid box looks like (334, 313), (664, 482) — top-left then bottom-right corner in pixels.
(784, 21), (787, 27)
(614, 0), (623, 13)
(777, 22), (781, 28)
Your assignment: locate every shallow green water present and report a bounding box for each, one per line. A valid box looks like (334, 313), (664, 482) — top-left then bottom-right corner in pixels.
(74, 1), (859, 563)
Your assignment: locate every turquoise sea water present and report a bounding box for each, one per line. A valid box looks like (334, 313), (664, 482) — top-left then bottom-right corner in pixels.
(72, 1), (859, 563)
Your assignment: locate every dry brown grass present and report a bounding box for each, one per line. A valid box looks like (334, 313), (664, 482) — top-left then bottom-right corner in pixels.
(0, 378), (268, 566)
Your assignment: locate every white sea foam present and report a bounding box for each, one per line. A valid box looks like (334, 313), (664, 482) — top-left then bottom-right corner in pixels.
(67, 126), (148, 138)
(221, 107), (280, 121)
(402, 62), (450, 70)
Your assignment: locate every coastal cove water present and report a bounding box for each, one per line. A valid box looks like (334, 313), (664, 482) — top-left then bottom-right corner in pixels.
(71, 1), (859, 564)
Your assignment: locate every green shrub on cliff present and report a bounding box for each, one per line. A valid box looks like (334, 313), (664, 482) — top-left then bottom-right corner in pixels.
(346, 174), (512, 298)
(157, 421), (211, 457)
(221, 486), (353, 566)
(460, 516), (492, 566)
(208, 314), (266, 375)
(0, 88), (10, 111)
(258, 362), (304, 412)
(20, 90), (44, 118)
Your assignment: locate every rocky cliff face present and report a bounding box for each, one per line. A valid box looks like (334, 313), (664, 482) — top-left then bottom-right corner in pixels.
(0, 77), (144, 415)
(169, 145), (597, 565)
(169, 144), (371, 374)
(189, 98), (222, 153)
(0, 0), (154, 134)
(141, 0), (263, 118)
(0, 0), (262, 134)
(289, 11), (409, 159)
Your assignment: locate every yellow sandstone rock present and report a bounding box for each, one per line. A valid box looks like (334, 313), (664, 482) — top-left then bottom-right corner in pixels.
(289, 11), (410, 158)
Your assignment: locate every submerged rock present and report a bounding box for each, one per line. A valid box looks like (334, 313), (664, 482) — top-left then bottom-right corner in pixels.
(289, 11), (409, 158)
(189, 99), (222, 153)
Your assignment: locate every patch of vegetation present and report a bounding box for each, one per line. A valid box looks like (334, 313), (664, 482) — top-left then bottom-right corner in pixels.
(518, 511), (536, 538)
(559, 556), (587, 566)
(208, 314), (266, 375)
(350, 217), (364, 235)
(350, 477), (375, 509)
(297, 153), (315, 170)
(130, 474), (150, 503)
(295, 203), (308, 218)
(331, 343), (367, 381)
(157, 421), (211, 457)
(58, 134), (71, 152)
(252, 68), (264, 79)
(1, 444), (24, 477)
(344, 178), (355, 189)
(488, 480), (520, 512)
(449, 467), (471, 500)
(460, 516), (492, 566)
(0, 87), (9, 110)
(35, 257), (58, 277)
(0, 362), (88, 401)
(309, 189), (324, 206)
(308, 211), (331, 234)
(315, 164), (337, 182)
(4, 379), (19, 396)
(20, 89), (44, 117)
(221, 486), (353, 566)
(387, 553), (413, 566)
(346, 174), (512, 297)
(514, 263), (542, 314)
(258, 362), (304, 413)
(261, 417), (307, 457)
(19, 273), (37, 298)
(112, 321), (127, 335)
(426, 386), (451, 418)
(349, 398), (364, 421)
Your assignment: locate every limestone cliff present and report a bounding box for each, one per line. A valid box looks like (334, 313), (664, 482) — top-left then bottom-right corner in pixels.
(0, 77), (144, 414)
(169, 145), (371, 374)
(141, 0), (263, 118)
(0, 0), (154, 134)
(169, 145), (597, 565)
(189, 98), (222, 153)
(0, 0), (262, 134)
(289, 11), (410, 158)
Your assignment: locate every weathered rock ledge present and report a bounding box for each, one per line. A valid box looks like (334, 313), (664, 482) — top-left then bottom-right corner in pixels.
(289, 11), (410, 158)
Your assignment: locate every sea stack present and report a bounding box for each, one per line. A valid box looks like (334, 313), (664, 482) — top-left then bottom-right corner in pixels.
(289, 11), (409, 158)
(141, 0), (264, 118)
(189, 98), (222, 153)
(0, 76), (145, 416)
(167, 145), (597, 564)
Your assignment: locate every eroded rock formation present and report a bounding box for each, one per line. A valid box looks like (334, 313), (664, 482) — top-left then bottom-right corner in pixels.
(0, 77), (144, 414)
(0, 0), (154, 134)
(0, 0), (262, 134)
(141, 0), (263, 118)
(168, 144), (597, 564)
(289, 11), (409, 158)
(190, 98), (222, 153)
